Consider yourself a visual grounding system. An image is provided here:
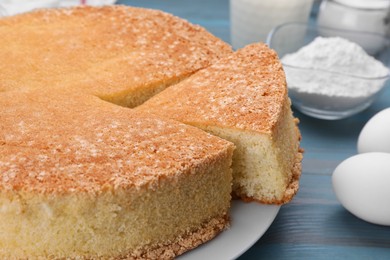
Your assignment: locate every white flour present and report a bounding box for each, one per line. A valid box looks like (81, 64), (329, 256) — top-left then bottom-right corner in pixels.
(282, 37), (389, 98)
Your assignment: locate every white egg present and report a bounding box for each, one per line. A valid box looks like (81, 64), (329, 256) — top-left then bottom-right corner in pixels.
(332, 152), (390, 226)
(357, 108), (390, 154)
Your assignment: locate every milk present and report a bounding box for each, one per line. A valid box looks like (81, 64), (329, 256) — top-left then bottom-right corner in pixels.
(230, 0), (314, 49)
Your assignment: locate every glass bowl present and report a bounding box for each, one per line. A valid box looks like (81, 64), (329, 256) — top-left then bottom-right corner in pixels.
(267, 22), (390, 120)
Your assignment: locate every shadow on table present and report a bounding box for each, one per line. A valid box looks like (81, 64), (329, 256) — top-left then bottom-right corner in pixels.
(327, 206), (390, 247)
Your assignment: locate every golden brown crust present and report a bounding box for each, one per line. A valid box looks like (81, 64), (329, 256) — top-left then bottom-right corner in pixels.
(137, 43), (287, 133)
(0, 5), (232, 105)
(0, 89), (234, 194)
(127, 214), (229, 259)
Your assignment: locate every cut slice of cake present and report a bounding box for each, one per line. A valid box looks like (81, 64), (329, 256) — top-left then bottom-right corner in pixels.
(0, 89), (235, 258)
(137, 43), (303, 204)
(0, 5), (232, 107)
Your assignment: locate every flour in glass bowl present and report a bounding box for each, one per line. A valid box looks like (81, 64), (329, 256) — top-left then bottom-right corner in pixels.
(281, 37), (389, 118)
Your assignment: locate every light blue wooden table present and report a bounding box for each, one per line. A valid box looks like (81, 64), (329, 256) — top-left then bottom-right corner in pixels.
(118, 0), (390, 258)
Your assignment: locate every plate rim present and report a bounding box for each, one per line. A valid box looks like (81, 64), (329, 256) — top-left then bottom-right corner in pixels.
(179, 200), (280, 260)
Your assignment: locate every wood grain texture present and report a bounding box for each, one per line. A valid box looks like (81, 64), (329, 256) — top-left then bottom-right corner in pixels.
(119, 0), (390, 258)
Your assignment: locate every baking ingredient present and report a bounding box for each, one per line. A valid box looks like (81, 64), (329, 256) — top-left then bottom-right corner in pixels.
(333, 108), (390, 225)
(357, 108), (390, 153)
(332, 153), (390, 226)
(230, 0), (313, 49)
(282, 36), (389, 96)
(283, 37), (388, 78)
(317, 0), (390, 55)
(281, 37), (389, 119)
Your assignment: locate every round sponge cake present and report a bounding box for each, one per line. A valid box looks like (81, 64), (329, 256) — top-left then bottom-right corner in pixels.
(0, 5), (235, 259)
(0, 4), (302, 259)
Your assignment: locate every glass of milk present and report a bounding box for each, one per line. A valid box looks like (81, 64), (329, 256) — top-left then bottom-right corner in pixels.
(0, 5), (7, 17)
(230, 0), (314, 49)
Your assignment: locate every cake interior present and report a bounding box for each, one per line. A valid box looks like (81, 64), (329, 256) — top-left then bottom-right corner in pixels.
(189, 100), (300, 204)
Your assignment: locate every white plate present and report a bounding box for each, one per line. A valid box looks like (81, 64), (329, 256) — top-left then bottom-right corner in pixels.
(179, 201), (280, 260)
